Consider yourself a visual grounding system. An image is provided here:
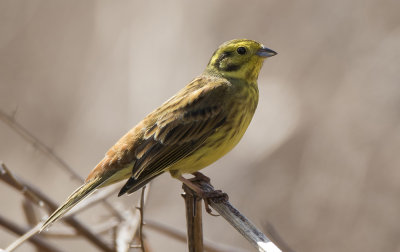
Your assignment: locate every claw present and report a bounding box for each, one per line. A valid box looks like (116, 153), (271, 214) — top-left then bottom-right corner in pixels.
(190, 172), (211, 183)
(200, 190), (229, 216)
(178, 172), (229, 216)
(204, 198), (220, 216)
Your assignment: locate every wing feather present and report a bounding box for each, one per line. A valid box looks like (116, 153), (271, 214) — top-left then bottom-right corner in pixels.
(118, 77), (230, 195)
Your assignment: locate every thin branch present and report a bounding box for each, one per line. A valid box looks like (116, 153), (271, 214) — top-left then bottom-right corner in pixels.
(131, 237), (152, 252)
(0, 109), (124, 219)
(116, 184), (150, 252)
(41, 217), (119, 238)
(0, 109), (83, 183)
(0, 215), (61, 252)
(138, 186), (146, 252)
(196, 180), (282, 252)
(22, 199), (40, 227)
(0, 162), (48, 210)
(0, 163), (113, 252)
(182, 184), (203, 252)
(22, 201), (43, 252)
(5, 223), (42, 252)
(129, 187), (147, 251)
(115, 204), (138, 251)
(0, 110), (118, 225)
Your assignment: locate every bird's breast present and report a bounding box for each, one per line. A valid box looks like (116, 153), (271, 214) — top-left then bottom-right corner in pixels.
(168, 82), (259, 177)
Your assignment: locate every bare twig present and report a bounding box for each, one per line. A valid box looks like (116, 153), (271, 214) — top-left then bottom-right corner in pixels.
(137, 186), (146, 252)
(144, 219), (187, 243)
(0, 163), (113, 252)
(0, 110), (153, 251)
(115, 204), (138, 251)
(196, 180), (282, 252)
(182, 184), (203, 252)
(142, 237), (152, 252)
(130, 237), (152, 251)
(0, 215), (61, 252)
(41, 217), (119, 238)
(116, 184), (150, 252)
(0, 162), (47, 210)
(5, 223), (42, 252)
(0, 109), (124, 219)
(0, 109), (83, 183)
(22, 199), (40, 227)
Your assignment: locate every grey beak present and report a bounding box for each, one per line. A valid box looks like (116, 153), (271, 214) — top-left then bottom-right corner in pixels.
(256, 46), (277, 58)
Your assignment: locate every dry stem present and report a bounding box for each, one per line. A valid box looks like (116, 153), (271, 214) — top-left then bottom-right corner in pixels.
(0, 215), (61, 252)
(182, 184), (203, 252)
(0, 163), (113, 252)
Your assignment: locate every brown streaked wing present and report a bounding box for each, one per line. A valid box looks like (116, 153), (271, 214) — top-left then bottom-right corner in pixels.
(118, 78), (230, 195)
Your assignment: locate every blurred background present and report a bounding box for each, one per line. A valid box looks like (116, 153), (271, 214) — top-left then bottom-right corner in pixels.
(1, 0), (400, 251)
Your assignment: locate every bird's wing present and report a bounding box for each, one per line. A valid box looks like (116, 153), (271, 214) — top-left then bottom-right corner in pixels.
(118, 77), (230, 195)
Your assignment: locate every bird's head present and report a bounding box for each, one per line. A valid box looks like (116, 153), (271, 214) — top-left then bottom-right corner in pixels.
(205, 39), (277, 82)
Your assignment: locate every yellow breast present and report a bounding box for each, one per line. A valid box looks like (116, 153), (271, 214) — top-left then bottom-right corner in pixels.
(168, 82), (258, 177)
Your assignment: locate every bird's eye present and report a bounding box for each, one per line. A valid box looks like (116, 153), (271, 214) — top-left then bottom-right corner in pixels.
(237, 47), (247, 55)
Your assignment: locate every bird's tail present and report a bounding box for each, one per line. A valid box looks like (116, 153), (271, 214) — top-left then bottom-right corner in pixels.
(40, 176), (107, 232)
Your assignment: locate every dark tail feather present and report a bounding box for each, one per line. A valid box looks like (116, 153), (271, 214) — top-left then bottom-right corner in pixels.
(118, 172), (163, 196)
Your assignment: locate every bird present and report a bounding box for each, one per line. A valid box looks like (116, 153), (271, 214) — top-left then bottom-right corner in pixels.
(40, 39), (277, 231)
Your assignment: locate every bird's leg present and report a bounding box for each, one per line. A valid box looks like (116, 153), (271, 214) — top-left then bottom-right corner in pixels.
(178, 173), (228, 216)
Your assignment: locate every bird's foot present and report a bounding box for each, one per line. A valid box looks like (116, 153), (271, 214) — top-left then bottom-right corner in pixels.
(190, 171), (211, 183)
(179, 174), (228, 216)
(200, 190), (229, 216)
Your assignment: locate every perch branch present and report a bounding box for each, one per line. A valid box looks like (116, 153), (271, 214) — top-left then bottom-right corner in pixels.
(182, 184), (203, 252)
(194, 180), (282, 252)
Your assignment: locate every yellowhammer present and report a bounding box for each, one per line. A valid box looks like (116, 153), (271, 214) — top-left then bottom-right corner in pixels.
(41, 39), (277, 230)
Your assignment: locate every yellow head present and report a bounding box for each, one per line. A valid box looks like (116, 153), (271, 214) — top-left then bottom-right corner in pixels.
(205, 39), (277, 82)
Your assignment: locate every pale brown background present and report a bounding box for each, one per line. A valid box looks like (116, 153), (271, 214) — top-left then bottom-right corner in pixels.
(1, 0), (400, 251)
